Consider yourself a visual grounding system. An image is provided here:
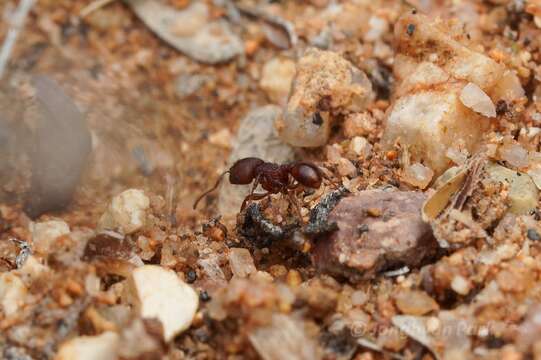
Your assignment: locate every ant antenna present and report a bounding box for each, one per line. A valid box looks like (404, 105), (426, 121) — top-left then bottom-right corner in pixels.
(193, 171), (230, 210)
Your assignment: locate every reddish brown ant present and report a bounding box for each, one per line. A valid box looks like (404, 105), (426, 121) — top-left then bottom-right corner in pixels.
(193, 157), (330, 215)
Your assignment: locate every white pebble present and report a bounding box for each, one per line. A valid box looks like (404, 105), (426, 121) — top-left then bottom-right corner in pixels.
(31, 220), (70, 254)
(351, 290), (368, 306)
(99, 189), (150, 235)
(499, 142), (529, 168)
(451, 275), (471, 295)
(127, 265), (199, 342)
(349, 136), (372, 159)
(16, 256), (49, 281)
(56, 331), (119, 360)
(337, 158), (357, 177)
(459, 82), (496, 118)
(402, 163), (434, 189)
(0, 272), (28, 317)
(229, 248), (257, 278)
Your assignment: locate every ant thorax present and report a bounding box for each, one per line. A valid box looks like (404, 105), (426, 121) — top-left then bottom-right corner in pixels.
(256, 163), (290, 193)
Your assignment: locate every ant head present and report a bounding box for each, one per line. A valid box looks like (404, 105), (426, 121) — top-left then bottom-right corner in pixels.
(290, 162), (322, 189)
(229, 157), (264, 185)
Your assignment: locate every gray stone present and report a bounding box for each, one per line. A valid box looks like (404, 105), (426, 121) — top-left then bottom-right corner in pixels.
(25, 76), (92, 218)
(129, 1), (243, 64)
(175, 73), (214, 98)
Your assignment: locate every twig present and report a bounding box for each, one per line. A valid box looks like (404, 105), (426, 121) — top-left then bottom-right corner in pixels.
(0, 0), (36, 80)
(80, 0), (118, 18)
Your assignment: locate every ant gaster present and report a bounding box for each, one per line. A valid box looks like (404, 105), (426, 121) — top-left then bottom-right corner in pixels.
(193, 157), (327, 214)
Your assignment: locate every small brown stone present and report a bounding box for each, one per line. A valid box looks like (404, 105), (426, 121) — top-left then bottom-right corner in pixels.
(394, 289), (439, 316)
(311, 190), (437, 281)
(83, 233), (133, 262)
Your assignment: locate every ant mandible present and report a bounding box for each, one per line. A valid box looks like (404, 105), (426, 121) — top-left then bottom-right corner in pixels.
(193, 157), (328, 215)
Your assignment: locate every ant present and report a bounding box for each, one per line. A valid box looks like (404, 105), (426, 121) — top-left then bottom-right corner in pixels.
(193, 157), (331, 216)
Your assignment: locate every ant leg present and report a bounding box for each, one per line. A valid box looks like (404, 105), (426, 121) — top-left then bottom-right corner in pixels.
(287, 182), (300, 191)
(240, 175), (262, 211)
(241, 192), (269, 211)
(286, 191), (303, 222)
(320, 168), (340, 189)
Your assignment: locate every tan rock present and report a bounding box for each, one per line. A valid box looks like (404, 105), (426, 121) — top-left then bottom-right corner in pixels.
(486, 163), (539, 215)
(31, 220), (70, 254)
(260, 57), (296, 105)
(0, 272), (28, 317)
(383, 13), (524, 176)
(459, 82), (496, 118)
(229, 248), (257, 278)
(55, 332), (119, 360)
(127, 265), (199, 341)
(277, 48), (374, 147)
(384, 87), (489, 175)
(395, 290), (439, 316)
(98, 189), (150, 234)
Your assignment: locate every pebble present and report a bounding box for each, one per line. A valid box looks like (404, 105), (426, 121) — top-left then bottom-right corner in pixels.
(311, 190), (437, 281)
(249, 313), (320, 360)
(451, 275), (471, 295)
(175, 73), (213, 97)
(394, 290), (439, 316)
(382, 12), (524, 175)
(326, 144), (343, 163)
(276, 48), (374, 147)
(208, 128), (232, 148)
(126, 265), (199, 342)
(402, 163), (434, 189)
(83, 233), (140, 266)
(351, 290), (368, 306)
(0, 272), (28, 317)
(31, 219), (70, 254)
(218, 106), (294, 217)
(17, 255), (49, 281)
(517, 304), (541, 352)
(129, 1), (243, 64)
(98, 189), (150, 235)
(527, 229), (541, 241)
(56, 332), (119, 360)
(228, 248), (257, 278)
(364, 16), (389, 42)
(343, 112), (376, 138)
(185, 269), (197, 283)
(348, 136), (372, 159)
(459, 82), (497, 118)
(336, 158), (357, 177)
(486, 163), (539, 215)
(499, 142), (529, 168)
(259, 57), (296, 105)
(384, 86), (489, 176)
